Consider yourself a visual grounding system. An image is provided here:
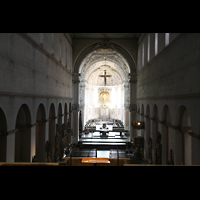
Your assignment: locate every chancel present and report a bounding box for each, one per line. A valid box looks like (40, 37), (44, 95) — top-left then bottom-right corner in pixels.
(0, 33), (200, 166)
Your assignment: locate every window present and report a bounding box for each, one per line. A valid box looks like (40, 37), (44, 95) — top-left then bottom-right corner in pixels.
(147, 34), (150, 62)
(70, 49), (72, 72)
(165, 33), (170, 46)
(40, 33), (43, 47)
(155, 33), (158, 56)
(137, 46), (141, 71)
(142, 43), (144, 67)
(65, 45), (68, 68)
(51, 33), (54, 56)
(60, 39), (62, 63)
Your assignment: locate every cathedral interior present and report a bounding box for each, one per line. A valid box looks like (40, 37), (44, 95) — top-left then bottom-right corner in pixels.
(0, 33), (200, 166)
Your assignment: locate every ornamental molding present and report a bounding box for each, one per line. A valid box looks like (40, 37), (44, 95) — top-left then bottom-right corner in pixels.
(93, 40), (117, 51)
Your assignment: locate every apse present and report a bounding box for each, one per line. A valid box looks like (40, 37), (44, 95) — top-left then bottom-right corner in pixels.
(78, 48), (131, 129)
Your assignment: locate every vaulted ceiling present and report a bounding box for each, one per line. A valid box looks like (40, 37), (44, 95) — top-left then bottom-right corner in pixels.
(70, 33), (140, 39)
(79, 48), (130, 86)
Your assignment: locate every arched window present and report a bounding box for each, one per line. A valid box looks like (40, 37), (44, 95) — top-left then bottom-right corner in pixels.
(155, 33), (158, 56)
(165, 33), (170, 46)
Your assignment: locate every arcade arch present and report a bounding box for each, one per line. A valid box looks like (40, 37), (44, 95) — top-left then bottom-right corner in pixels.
(15, 104), (31, 162)
(72, 41), (137, 143)
(0, 107), (7, 162)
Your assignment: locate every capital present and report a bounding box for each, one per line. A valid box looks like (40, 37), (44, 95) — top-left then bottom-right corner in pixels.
(129, 104), (137, 112)
(129, 72), (137, 83)
(72, 104), (79, 112)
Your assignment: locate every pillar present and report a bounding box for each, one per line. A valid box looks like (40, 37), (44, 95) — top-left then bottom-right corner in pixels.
(79, 79), (86, 131)
(124, 80), (130, 131)
(129, 72), (137, 140)
(72, 73), (80, 144)
(6, 131), (16, 162)
(30, 125), (36, 162)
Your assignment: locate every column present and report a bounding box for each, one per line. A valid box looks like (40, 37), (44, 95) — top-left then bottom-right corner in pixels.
(6, 131), (16, 162)
(72, 73), (80, 144)
(79, 80), (86, 131)
(129, 72), (137, 140)
(124, 81), (130, 131)
(30, 125), (36, 162)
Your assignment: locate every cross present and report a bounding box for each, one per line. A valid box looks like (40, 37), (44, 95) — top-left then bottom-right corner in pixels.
(99, 70), (112, 86)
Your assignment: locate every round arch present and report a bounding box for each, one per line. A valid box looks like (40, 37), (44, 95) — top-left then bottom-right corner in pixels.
(72, 41), (137, 143)
(144, 104), (150, 161)
(0, 107), (7, 162)
(36, 103), (46, 162)
(161, 105), (171, 164)
(15, 104), (31, 162)
(151, 104), (159, 163)
(73, 41), (136, 74)
(175, 105), (192, 165)
(48, 103), (56, 162)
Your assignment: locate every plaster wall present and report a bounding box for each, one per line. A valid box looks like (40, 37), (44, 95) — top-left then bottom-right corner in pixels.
(0, 33), (72, 98)
(137, 33), (200, 98)
(136, 33), (200, 165)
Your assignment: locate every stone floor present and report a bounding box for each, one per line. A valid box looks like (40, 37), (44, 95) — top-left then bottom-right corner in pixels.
(64, 147), (134, 158)
(64, 131), (149, 164)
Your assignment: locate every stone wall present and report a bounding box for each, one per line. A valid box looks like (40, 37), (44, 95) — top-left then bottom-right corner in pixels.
(136, 33), (200, 165)
(0, 33), (73, 162)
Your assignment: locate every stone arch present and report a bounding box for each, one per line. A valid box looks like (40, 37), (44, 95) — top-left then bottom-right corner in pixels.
(69, 102), (72, 127)
(140, 104), (144, 137)
(175, 105), (192, 165)
(57, 103), (62, 134)
(15, 104), (31, 162)
(73, 41), (137, 143)
(151, 104), (159, 163)
(74, 41), (136, 74)
(161, 105), (171, 164)
(64, 103), (68, 127)
(48, 103), (56, 162)
(0, 107), (7, 162)
(144, 104), (150, 160)
(36, 103), (46, 162)
(141, 104), (144, 115)
(57, 103), (63, 161)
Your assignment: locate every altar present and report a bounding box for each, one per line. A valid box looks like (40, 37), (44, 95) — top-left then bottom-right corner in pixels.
(96, 123), (113, 136)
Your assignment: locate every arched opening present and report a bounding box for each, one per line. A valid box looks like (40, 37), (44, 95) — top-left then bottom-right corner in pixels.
(145, 105), (150, 161)
(57, 103), (62, 135)
(72, 41), (137, 143)
(175, 105), (192, 165)
(64, 103), (68, 128)
(161, 105), (171, 164)
(0, 107), (7, 162)
(69, 102), (72, 129)
(15, 104), (31, 162)
(140, 104), (144, 137)
(151, 104), (159, 163)
(78, 43), (133, 132)
(48, 103), (56, 162)
(57, 103), (63, 161)
(36, 103), (46, 162)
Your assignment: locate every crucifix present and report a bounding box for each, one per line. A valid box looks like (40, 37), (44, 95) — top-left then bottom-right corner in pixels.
(99, 70), (112, 86)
